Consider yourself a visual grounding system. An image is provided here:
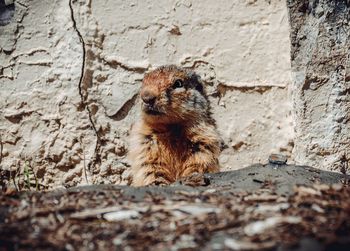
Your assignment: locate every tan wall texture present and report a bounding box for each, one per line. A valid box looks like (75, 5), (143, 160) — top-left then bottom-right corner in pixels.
(0, 0), (293, 189)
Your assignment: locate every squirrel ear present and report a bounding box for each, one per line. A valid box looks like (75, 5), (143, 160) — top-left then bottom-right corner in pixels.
(189, 73), (204, 93)
(195, 82), (204, 93)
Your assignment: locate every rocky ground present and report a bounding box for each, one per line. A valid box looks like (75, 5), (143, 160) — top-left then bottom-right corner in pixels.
(1, 163), (350, 251)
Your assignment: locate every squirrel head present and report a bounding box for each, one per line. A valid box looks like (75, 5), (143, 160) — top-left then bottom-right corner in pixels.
(140, 65), (209, 126)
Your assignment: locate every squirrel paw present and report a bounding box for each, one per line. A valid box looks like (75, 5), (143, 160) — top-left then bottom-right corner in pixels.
(178, 172), (210, 187)
(149, 176), (170, 186)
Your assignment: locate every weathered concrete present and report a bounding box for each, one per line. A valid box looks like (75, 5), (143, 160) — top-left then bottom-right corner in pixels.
(287, 0), (350, 172)
(0, 0), (293, 189)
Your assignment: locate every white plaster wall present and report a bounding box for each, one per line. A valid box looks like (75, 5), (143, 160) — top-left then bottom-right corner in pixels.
(0, 0), (293, 189)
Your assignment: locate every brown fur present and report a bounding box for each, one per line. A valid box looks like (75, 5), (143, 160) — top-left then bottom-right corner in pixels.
(128, 65), (221, 186)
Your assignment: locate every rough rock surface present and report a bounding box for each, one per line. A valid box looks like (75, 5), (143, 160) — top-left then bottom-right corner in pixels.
(287, 0), (350, 172)
(1, 164), (350, 250)
(0, 0), (293, 188)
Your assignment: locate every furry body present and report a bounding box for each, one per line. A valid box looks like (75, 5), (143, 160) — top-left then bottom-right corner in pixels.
(129, 65), (221, 186)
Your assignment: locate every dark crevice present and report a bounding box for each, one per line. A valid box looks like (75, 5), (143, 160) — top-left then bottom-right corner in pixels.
(68, 0), (86, 101)
(15, 1), (28, 9)
(69, 0), (101, 174)
(211, 83), (285, 98)
(107, 93), (139, 121)
(0, 134), (3, 165)
(102, 58), (148, 74)
(0, 0), (15, 26)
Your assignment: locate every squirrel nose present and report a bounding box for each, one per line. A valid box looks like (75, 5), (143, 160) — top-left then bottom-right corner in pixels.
(141, 91), (156, 105)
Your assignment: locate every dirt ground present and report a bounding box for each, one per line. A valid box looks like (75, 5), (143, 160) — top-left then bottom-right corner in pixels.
(1, 164), (350, 250)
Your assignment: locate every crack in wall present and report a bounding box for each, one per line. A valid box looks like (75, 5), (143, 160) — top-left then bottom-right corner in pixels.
(69, 0), (101, 175)
(107, 93), (139, 121)
(0, 134), (3, 165)
(211, 83), (285, 98)
(102, 57), (148, 74)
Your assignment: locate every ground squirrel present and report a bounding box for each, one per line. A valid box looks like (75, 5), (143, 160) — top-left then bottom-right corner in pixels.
(129, 65), (221, 186)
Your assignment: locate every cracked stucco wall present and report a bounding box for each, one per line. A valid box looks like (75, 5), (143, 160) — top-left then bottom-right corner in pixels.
(0, 0), (294, 188)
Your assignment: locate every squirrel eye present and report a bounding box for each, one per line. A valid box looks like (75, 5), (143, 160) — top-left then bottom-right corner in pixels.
(172, 79), (184, 89)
